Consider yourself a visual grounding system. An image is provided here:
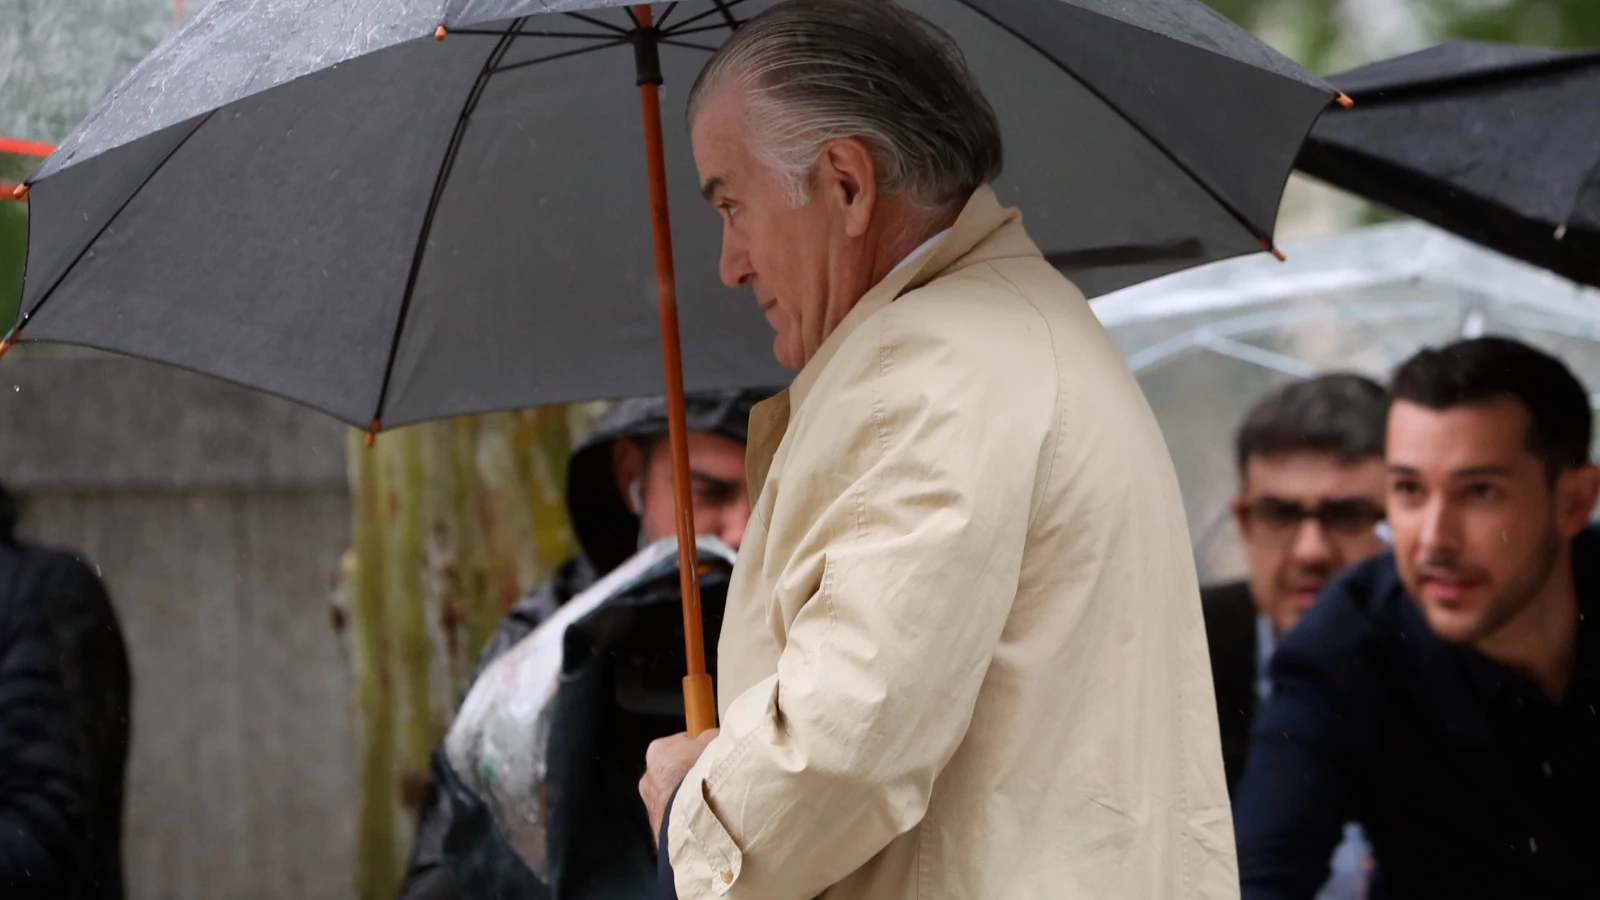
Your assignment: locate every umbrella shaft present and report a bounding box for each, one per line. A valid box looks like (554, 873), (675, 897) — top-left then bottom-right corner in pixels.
(634, 3), (715, 737)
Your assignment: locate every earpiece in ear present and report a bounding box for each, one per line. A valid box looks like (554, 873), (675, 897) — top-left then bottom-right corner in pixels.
(627, 479), (645, 515)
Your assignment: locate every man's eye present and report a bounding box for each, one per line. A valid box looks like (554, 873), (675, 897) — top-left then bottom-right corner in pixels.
(1390, 480), (1421, 499)
(1466, 483), (1502, 502)
(719, 202), (737, 222)
(694, 484), (738, 506)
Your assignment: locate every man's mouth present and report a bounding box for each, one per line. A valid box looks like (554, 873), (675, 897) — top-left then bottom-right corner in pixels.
(1420, 573), (1478, 602)
(1418, 572), (1484, 604)
(1287, 584), (1324, 607)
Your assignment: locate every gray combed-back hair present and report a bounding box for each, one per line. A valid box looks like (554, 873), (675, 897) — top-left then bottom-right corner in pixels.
(687, 0), (1004, 216)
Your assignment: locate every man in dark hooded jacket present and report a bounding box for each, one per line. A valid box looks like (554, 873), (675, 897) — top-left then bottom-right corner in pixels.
(398, 388), (769, 900)
(0, 483), (131, 900)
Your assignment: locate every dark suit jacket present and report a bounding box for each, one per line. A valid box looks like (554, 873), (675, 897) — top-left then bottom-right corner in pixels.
(1201, 580), (1260, 797)
(1236, 530), (1600, 899)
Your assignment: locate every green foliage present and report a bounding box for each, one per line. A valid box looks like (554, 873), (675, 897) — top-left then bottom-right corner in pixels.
(1207, 0), (1600, 73)
(1434, 0), (1600, 47)
(0, 201), (22, 332)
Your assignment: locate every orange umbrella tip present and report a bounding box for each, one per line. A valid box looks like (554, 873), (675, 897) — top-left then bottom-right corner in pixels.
(9, 183), (26, 201)
(1259, 237), (1286, 262)
(1336, 92), (1354, 109)
(365, 419), (381, 447)
(434, 24), (447, 41)
(0, 332), (16, 359)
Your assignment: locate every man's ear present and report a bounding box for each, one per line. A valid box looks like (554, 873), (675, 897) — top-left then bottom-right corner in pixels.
(612, 438), (644, 513)
(1231, 496), (1249, 539)
(816, 137), (878, 239)
(1556, 463), (1600, 538)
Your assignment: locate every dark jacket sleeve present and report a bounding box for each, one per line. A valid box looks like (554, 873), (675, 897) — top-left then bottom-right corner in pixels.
(657, 782), (681, 900)
(1200, 581), (1259, 797)
(395, 573), (567, 900)
(0, 560), (88, 900)
(1235, 572), (1380, 900)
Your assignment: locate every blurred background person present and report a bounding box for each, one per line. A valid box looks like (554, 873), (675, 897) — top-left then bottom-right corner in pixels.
(1236, 337), (1600, 899)
(0, 480), (131, 900)
(398, 389), (765, 900)
(1203, 374), (1389, 900)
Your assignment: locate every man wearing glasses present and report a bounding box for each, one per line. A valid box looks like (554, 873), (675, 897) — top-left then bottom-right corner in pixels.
(1202, 374), (1390, 900)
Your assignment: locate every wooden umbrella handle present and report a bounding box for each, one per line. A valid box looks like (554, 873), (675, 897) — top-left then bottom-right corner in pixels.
(634, 3), (716, 737)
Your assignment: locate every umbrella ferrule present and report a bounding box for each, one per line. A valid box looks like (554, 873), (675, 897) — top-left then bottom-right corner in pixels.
(631, 26), (663, 87)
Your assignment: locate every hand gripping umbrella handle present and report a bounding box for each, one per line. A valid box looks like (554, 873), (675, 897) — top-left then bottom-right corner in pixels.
(634, 3), (716, 738)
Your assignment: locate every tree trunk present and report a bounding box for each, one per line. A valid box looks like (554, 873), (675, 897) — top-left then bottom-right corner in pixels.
(335, 405), (598, 900)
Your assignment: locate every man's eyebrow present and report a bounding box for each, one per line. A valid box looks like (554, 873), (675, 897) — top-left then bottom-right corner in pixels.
(1385, 463), (1515, 477)
(1449, 464), (1515, 478)
(700, 176), (725, 204)
(690, 469), (740, 488)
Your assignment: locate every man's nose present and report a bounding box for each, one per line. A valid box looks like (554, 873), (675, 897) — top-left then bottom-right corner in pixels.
(719, 232), (753, 289)
(695, 502), (750, 551)
(1416, 497), (1461, 557)
(720, 500), (750, 551)
(1290, 518), (1337, 565)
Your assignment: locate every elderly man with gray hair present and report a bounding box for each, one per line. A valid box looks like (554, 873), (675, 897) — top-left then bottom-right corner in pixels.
(637, 1), (1237, 897)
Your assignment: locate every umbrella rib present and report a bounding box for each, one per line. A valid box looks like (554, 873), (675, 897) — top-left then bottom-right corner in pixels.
(5, 110), (215, 341)
(655, 2), (681, 29)
(490, 39), (629, 75)
(450, 28), (620, 40)
(564, 12), (630, 35)
(953, 1), (1288, 255)
(660, 0), (747, 36)
(658, 22), (731, 38)
(1559, 154), (1600, 235)
(367, 22), (527, 434)
(711, 0), (743, 31)
(659, 39), (720, 53)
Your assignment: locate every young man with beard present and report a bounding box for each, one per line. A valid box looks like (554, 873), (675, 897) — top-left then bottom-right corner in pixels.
(1235, 337), (1600, 900)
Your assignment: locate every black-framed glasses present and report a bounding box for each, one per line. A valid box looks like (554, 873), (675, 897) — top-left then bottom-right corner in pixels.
(1239, 497), (1387, 549)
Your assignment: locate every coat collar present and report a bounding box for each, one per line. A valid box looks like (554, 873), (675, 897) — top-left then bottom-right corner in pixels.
(742, 184), (1039, 503)
(786, 184), (1028, 412)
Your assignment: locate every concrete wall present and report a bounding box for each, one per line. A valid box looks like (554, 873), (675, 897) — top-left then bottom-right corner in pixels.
(1, 349), (358, 900)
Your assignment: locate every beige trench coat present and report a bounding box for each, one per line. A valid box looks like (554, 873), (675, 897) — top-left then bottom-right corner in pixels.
(665, 185), (1238, 899)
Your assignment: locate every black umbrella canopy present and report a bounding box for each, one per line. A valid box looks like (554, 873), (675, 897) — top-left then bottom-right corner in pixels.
(1298, 40), (1600, 288)
(12, 0), (1338, 431)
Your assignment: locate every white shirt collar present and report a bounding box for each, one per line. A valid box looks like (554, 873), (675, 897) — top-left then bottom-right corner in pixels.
(1255, 611), (1276, 702)
(886, 227), (951, 280)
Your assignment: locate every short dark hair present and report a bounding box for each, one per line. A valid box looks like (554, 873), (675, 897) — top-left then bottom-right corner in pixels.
(1390, 336), (1593, 476)
(1236, 373), (1390, 477)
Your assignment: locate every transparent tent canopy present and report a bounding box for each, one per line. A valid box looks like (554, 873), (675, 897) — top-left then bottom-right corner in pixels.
(1090, 220), (1600, 586)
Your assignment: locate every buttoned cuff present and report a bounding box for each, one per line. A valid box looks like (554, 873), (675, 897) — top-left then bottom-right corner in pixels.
(666, 774), (744, 898)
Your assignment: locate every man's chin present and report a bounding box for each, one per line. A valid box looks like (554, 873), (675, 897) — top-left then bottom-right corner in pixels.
(1419, 600), (1486, 645)
(772, 341), (802, 371)
(769, 333), (804, 371)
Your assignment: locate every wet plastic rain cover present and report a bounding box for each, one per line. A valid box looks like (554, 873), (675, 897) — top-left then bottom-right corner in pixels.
(441, 536), (736, 900)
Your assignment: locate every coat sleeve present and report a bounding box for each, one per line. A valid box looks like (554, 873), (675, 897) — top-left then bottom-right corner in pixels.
(0, 563), (87, 900)
(665, 291), (1055, 899)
